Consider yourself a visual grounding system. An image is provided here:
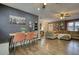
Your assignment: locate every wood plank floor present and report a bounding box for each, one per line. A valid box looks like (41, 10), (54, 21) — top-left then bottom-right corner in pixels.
(10, 39), (79, 55)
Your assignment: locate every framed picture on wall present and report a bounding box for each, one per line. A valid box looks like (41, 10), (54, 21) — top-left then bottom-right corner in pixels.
(9, 15), (26, 25)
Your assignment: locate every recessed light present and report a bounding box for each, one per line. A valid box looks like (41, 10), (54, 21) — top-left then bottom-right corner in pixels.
(37, 8), (40, 11)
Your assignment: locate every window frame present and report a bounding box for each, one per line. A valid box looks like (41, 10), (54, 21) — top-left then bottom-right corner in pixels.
(67, 21), (79, 31)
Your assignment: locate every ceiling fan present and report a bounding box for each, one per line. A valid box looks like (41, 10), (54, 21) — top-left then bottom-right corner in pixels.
(55, 12), (71, 19)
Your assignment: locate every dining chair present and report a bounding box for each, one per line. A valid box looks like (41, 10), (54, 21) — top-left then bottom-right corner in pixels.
(12, 32), (26, 54)
(25, 32), (37, 47)
(31, 32), (37, 43)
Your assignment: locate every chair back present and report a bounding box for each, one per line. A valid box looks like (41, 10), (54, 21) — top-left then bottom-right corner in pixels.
(26, 32), (36, 40)
(13, 32), (26, 43)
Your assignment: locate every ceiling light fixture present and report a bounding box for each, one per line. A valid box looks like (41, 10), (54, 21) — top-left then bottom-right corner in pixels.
(59, 12), (71, 19)
(44, 2), (47, 5)
(60, 13), (65, 19)
(55, 12), (71, 20)
(60, 16), (65, 19)
(42, 0), (47, 8)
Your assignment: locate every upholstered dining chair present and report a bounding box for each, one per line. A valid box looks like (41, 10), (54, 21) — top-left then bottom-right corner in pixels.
(12, 32), (26, 54)
(25, 32), (37, 47)
(31, 32), (37, 43)
(30, 32), (37, 43)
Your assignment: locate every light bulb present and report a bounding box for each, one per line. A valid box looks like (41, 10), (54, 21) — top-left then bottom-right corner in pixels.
(44, 2), (47, 5)
(43, 0), (47, 5)
(60, 16), (64, 19)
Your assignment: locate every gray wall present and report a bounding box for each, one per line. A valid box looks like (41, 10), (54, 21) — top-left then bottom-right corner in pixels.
(0, 4), (38, 43)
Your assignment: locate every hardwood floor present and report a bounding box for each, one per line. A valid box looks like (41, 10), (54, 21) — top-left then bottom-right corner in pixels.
(10, 39), (79, 55)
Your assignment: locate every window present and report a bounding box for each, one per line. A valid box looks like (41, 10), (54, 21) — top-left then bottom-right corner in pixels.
(67, 21), (79, 31)
(75, 22), (79, 31)
(67, 22), (74, 31)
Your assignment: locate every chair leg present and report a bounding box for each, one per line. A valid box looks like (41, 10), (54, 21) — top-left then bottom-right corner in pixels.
(29, 40), (31, 46)
(22, 40), (25, 47)
(31, 39), (33, 44)
(13, 44), (16, 55)
(32, 39), (35, 45)
(24, 40), (26, 46)
(33, 38), (36, 44)
(31, 40), (33, 45)
(9, 43), (13, 54)
(31, 39), (35, 48)
(24, 40), (28, 48)
(20, 41), (23, 47)
(23, 40), (26, 46)
(25, 40), (28, 47)
(9, 43), (12, 53)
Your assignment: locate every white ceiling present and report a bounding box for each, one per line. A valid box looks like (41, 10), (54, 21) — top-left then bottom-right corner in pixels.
(3, 3), (79, 21)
